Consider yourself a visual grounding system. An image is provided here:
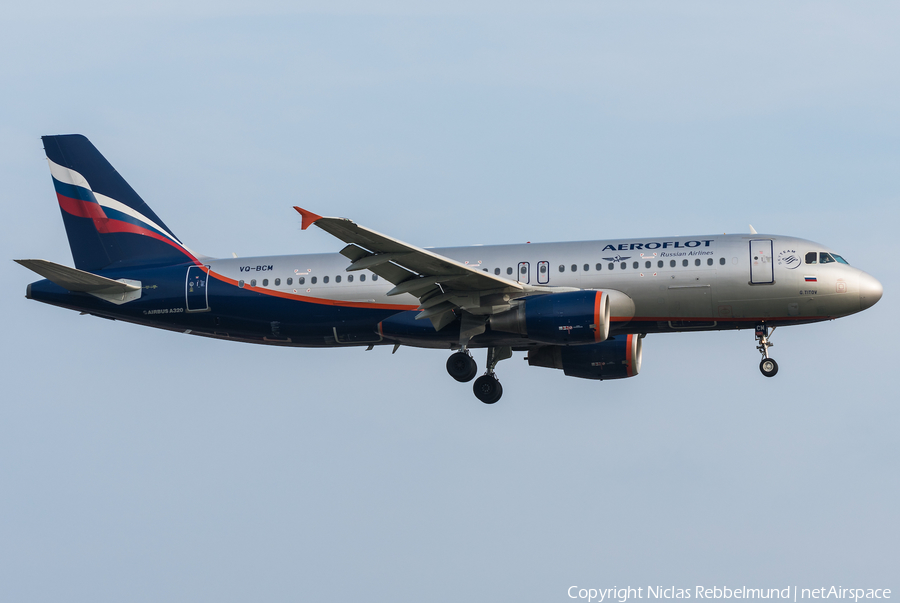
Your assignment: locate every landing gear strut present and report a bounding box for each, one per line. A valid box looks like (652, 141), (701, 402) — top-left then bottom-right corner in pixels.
(473, 346), (511, 404)
(755, 323), (778, 377)
(446, 350), (477, 382)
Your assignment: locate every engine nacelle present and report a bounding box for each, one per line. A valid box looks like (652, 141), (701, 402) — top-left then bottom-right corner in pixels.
(489, 290), (610, 345)
(527, 333), (643, 380)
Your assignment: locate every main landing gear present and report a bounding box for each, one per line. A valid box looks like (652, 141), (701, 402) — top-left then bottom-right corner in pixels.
(446, 350), (477, 382)
(446, 346), (511, 404)
(755, 323), (778, 378)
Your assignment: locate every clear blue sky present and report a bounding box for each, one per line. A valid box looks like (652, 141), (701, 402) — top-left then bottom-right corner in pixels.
(1, 2), (897, 601)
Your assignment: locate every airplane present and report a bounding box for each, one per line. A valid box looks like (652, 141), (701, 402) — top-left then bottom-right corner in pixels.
(17, 135), (883, 403)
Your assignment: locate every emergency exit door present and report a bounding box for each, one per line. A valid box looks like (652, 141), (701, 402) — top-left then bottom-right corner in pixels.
(517, 262), (530, 284)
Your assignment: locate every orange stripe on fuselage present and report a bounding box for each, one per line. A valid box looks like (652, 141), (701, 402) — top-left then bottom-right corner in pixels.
(204, 268), (417, 311)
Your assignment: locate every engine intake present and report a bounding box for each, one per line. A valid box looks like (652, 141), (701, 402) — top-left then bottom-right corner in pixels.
(489, 290), (610, 345)
(527, 333), (643, 380)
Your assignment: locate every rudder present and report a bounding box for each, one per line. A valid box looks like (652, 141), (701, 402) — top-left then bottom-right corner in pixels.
(43, 134), (198, 271)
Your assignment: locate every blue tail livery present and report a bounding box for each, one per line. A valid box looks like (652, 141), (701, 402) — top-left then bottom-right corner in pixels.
(43, 134), (199, 271)
(17, 135), (883, 403)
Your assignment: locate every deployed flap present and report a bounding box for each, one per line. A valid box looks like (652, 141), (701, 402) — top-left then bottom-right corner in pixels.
(294, 207), (524, 293)
(15, 259), (140, 293)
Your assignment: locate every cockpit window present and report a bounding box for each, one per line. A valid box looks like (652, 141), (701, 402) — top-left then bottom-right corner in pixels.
(819, 252), (835, 264)
(805, 252), (817, 264)
(833, 254), (849, 265)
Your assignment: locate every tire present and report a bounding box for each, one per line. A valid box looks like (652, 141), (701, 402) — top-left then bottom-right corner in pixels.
(447, 352), (477, 382)
(473, 374), (502, 404)
(759, 358), (779, 378)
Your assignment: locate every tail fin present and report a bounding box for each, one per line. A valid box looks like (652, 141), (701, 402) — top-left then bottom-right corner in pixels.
(43, 134), (199, 271)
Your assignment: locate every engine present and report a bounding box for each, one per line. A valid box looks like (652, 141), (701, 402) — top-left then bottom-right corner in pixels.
(489, 290), (611, 345)
(527, 333), (643, 380)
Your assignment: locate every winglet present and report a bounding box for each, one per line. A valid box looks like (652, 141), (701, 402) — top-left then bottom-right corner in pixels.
(294, 206), (323, 230)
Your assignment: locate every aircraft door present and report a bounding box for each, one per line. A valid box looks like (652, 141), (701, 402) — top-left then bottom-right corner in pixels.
(537, 261), (549, 284)
(749, 239), (774, 284)
(186, 266), (210, 311)
(517, 262), (530, 284)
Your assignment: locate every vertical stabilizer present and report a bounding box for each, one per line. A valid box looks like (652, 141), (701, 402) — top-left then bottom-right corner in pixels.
(42, 134), (198, 271)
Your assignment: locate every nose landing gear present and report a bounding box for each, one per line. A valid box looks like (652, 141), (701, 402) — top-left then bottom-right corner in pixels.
(755, 323), (778, 377)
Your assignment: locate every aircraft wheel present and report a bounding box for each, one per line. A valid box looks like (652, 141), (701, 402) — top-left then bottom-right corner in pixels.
(759, 358), (778, 378)
(473, 374), (503, 404)
(447, 352), (477, 382)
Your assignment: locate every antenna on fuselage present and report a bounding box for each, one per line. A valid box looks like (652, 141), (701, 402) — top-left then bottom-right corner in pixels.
(749, 224), (758, 234)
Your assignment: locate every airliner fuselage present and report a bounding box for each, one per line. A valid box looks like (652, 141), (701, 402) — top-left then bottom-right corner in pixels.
(18, 135), (883, 403)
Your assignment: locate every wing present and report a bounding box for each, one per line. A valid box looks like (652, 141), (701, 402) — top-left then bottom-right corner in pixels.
(295, 207), (536, 331)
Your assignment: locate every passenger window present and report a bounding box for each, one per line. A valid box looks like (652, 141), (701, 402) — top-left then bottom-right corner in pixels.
(299, 277), (305, 285)
(583, 264), (589, 271)
(323, 276), (329, 283)
(608, 263), (614, 270)
(571, 264), (577, 272)
(238, 280), (245, 288)
(620, 262), (626, 270)
(335, 275), (341, 283)
(372, 274), (378, 281)
(707, 258), (713, 266)
(632, 261), (639, 269)
(645, 261), (651, 269)
(482, 268), (488, 272)
(494, 268), (500, 275)
(311, 276), (317, 284)
(251, 279), (257, 286)
(348, 274), (353, 282)
(275, 278), (281, 286)
(559, 265), (565, 273)
(539, 264), (547, 274)
(262, 279), (269, 286)
(719, 257), (725, 265)
(819, 252), (835, 264)
(360, 274), (366, 282)
(805, 252), (817, 264)
(657, 260), (663, 268)
(595, 263), (602, 271)
(287, 277), (292, 285)
(694, 259), (700, 266)
(507, 267), (513, 275)
(670, 260), (676, 267)
(682, 260), (688, 267)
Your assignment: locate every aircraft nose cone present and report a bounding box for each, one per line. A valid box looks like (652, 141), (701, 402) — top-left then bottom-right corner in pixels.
(859, 272), (883, 310)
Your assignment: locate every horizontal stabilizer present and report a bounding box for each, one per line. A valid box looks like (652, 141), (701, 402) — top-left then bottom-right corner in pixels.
(15, 259), (140, 293)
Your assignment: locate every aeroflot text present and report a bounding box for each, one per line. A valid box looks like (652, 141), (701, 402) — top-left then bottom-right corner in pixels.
(566, 587), (891, 603)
